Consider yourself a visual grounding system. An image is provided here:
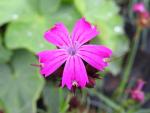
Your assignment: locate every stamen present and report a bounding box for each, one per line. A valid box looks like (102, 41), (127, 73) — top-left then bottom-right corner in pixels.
(31, 63), (43, 67)
(72, 80), (78, 87)
(103, 58), (111, 62)
(71, 81), (78, 95)
(68, 47), (76, 56)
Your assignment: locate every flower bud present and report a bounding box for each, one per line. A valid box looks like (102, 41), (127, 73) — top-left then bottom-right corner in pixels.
(130, 79), (145, 103)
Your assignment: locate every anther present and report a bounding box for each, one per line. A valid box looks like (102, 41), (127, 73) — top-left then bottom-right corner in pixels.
(68, 47), (76, 56)
(31, 63), (43, 67)
(72, 80), (78, 87)
(103, 58), (111, 62)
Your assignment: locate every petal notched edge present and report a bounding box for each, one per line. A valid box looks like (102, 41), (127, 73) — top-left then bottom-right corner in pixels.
(37, 49), (67, 77)
(79, 44), (112, 71)
(44, 23), (70, 47)
(72, 18), (99, 45)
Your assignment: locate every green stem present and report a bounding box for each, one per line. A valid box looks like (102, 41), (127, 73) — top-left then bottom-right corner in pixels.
(92, 90), (125, 113)
(59, 93), (71, 113)
(116, 26), (142, 98)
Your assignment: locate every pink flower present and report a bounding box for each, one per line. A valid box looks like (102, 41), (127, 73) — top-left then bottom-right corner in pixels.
(133, 3), (146, 13)
(131, 79), (145, 102)
(132, 3), (150, 27)
(37, 18), (112, 90)
(132, 2), (150, 19)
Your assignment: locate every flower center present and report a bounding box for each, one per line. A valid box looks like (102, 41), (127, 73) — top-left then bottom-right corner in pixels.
(68, 47), (76, 56)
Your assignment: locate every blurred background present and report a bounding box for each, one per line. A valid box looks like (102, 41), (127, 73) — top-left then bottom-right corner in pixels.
(0, 0), (150, 113)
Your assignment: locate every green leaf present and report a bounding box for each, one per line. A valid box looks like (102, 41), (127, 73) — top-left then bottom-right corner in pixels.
(27, 0), (61, 15)
(43, 83), (70, 113)
(43, 84), (60, 113)
(48, 5), (81, 31)
(0, 36), (12, 63)
(39, 0), (61, 15)
(0, 99), (4, 110)
(0, 50), (44, 113)
(5, 15), (55, 53)
(0, 0), (33, 26)
(74, 0), (86, 15)
(62, 0), (74, 4)
(74, 0), (119, 21)
(108, 58), (123, 76)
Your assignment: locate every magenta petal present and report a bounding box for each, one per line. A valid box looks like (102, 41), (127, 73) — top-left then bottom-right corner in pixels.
(78, 45), (112, 71)
(133, 3), (146, 13)
(37, 49), (68, 76)
(62, 56), (89, 90)
(72, 18), (99, 45)
(131, 90), (144, 102)
(37, 49), (67, 63)
(44, 23), (70, 47)
(79, 45), (112, 57)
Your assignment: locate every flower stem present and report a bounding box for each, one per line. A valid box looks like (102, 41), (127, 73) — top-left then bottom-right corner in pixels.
(116, 26), (142, 99)
(92, 90), (125, 113)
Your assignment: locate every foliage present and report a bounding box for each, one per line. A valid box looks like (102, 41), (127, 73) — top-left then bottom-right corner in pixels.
(0, 50), (44, 113)
(0, 0), (149, 113)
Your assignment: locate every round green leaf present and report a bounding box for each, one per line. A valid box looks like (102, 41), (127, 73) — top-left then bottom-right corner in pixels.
(27, 0), (61, 15)
(43, 83), (69, 113)
(0, 36), (12, 63)
(39, 0), (61, 15)
(0, 50), (44, 113)
(5, 15), (55, 53)
(0, 0), (33, 26)
(74, 0), (119, 21)
(47, 5), (81, 31)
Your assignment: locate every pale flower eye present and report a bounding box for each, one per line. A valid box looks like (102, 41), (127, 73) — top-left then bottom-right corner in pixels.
(67, 47), (76, 56)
